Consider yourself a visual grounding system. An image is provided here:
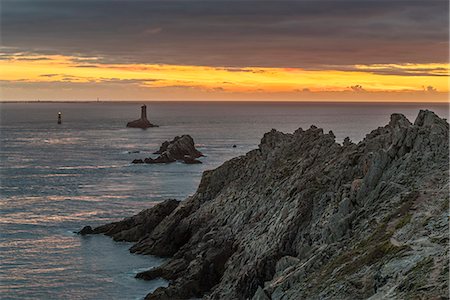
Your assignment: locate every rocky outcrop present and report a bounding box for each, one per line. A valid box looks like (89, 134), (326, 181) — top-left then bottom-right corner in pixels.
(133, 135), (203, 164)
(78, 225), (94, 235)
(94, 110), (449, 300)
(79, 199), (179, 242)
(127, 105), (158, 129)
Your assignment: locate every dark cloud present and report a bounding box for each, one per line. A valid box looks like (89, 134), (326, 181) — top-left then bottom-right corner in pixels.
(98, 78), (158, 85)
(15, 57), (51, 61)
(73, 64), (101, 68)
(40, 74), (59, 77)
(1, 0), (448, 68)
(359, 70), (448, 77)
(337, 65), (449, 77)
(0, 77), (158, 86)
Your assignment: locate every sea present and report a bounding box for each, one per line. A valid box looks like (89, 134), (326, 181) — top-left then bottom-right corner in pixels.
(0, 101), (448, 300)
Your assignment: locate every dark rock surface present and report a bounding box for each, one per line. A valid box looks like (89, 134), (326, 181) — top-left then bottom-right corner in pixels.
(153, 135), (203, 159)
(182, 156), (202, 164)
(132, 135), (203, 164)
(99, 110), (449, 299)
(127, 105), (158, 129)
(78, 225), (93, 235)
(80, 199), (179, 242)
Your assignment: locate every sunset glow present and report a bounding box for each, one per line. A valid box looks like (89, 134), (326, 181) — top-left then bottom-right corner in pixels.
(1, 0), (449, 102)
(1, 53), (448, 102)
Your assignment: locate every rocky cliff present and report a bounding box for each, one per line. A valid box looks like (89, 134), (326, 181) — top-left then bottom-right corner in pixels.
(86, 110), (449, 300)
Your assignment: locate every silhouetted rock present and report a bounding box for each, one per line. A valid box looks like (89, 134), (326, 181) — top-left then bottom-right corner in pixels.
(97, 110), (449, 300)
(79, 199), (179, 242)
(153, 135), (203, 159)
(127, 105), (158, 129)
(132, 159), (144, 164)
(136, 135), (203, 164)
(78, 226), (93, 235)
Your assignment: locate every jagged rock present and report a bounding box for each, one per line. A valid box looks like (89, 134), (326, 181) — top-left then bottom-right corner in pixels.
(127, 105), (158, 129)
(79, 199), (179, 242)
(252, 286), (270, 300)
(78, 225), (93, 235)
(153, 135), (203, 159)
(132, 159), (144, 164)
(275, 256), (301, 275)
(343, 137), (353, 146)
(136, 135), (203, 164)
(97, 110), (448, 300)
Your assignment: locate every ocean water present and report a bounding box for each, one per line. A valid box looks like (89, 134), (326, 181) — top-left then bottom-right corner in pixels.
(0, 101), (448, 300)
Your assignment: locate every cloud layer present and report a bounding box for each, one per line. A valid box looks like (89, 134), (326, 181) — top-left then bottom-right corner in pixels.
(1, 0), (448, 101)
(2, 0), (448, 68)
(0, 53), (447, 101)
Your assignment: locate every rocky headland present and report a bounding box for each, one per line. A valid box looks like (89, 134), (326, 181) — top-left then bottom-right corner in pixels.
(82, 110), (449, 300)
(132, 135), (203, 164)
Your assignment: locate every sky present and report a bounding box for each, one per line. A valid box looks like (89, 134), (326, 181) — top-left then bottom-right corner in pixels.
(1, 0), (449, 102)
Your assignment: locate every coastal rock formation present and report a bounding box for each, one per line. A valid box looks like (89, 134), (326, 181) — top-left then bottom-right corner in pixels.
(79, 199), (179, 242)
(78, 225), (93, 235)
(88, 110), (449, 300)
(133, 135), (203, 164)
(127, 105), (158, 129)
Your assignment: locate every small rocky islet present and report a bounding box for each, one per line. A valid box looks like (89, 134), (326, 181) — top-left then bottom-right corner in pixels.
(132, 135), (203, 164)
(126, 104), (158, 129)
(80, 110), (449, 300)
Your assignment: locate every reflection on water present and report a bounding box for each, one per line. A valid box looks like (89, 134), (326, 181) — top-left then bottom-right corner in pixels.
(1, 232), (167, 299)
(0, 102), (448, 299)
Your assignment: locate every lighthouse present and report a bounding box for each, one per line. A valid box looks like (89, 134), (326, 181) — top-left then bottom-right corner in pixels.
(126, 104), (158, 129)
(141, 104), (147, 119)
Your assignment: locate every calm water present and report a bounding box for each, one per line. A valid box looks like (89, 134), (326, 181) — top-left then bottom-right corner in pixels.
(0, 101), (448, 300)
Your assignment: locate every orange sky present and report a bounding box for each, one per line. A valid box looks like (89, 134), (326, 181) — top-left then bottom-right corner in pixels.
(1, 53), (448, 102)
(2, 1), (449, 102)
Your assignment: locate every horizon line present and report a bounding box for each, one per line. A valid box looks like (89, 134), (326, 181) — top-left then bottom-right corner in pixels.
(1, 99), (449, 105)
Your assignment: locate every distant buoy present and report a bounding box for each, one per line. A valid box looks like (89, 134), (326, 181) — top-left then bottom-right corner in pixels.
(57, 112), (62, 124)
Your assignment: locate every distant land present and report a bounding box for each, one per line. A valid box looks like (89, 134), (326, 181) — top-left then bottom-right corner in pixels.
(1, 100), (449, 105)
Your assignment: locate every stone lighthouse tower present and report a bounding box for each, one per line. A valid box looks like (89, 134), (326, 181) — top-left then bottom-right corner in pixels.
(126, 104), (158, 129)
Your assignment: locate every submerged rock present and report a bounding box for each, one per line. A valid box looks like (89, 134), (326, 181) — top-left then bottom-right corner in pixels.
(98, 110), (449, 300)
(126, 105), (158, 129)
